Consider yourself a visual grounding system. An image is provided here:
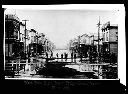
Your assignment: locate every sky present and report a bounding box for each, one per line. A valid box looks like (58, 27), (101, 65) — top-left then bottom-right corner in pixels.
(5, 8), (119, 49)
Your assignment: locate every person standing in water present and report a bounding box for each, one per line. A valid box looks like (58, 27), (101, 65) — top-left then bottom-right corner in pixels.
(46, 52), (48, 58)
(64, 52), (67, 61)
(61, 53), (63, 62)
(50, 51), (53, 58)
(74, 53), (76, 62)
(56, 53), (59, 61)
(71, 52), (73, 62)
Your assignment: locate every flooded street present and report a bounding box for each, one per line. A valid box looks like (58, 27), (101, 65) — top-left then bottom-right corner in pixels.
(10, 49), (101, 79)
(53, 49), (82, 71)
(4, 8), (118, 80)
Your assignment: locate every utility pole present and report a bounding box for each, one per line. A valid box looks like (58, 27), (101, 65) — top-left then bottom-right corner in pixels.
(97, 17), (101, 63)
(22, 20), (29, 59)
(89, 35), (94, 63)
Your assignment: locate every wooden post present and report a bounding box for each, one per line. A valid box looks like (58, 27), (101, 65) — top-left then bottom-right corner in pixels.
(100, 65), (103, 79)
(18, 58), (20, 74)
(98, 65), (99, 78)
(11, 61), (13, 71)
(15, 60), (17, 74)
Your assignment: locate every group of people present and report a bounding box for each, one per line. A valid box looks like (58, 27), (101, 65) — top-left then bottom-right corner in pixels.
(45, 51), (53, 58)
(71, 52), (77, 62)
(59, 52), (68, 61)
(45, 51), (77, 62)
(56, 52), (77, 62)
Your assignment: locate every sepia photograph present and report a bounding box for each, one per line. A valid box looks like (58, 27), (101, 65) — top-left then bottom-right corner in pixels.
(3, 5), (125, 82)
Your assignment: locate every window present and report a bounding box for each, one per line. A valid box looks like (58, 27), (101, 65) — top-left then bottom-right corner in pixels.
(103, 33), (105, 41)
(116, 36), (118, 41)
(106, 32), (108, 41)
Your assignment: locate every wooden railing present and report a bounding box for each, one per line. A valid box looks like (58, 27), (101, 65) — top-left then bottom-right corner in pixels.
(5, 56), (113, 79)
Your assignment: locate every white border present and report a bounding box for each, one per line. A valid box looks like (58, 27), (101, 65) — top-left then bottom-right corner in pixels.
(2, 4), (126, 85)
(2, 4), (123, 10)
(5, 78), (119, 80)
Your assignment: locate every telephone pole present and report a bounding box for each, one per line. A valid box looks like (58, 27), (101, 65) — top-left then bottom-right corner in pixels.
(22, 20), (29, 59)
(97, 17), (101, 63)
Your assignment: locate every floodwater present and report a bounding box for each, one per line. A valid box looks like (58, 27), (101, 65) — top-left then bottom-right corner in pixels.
(6, 49), (99, 79)
(53, 49), (81, 71)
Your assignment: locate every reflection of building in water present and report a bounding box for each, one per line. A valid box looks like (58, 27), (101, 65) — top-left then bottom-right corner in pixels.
(101, 21), (118, 56)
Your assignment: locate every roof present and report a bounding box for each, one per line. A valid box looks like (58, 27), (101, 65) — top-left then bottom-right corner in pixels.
(20, 22), (25, 26)
(5, 14), (20, 22)
(30, 29), (37, 33)
(80, 33), (89, 37)
(101, 21), (118, 29)
(38, 33), (45, 37)
(108, 25), (118, 29)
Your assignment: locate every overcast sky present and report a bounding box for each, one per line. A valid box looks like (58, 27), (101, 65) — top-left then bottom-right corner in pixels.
(5, 9), (119, 48)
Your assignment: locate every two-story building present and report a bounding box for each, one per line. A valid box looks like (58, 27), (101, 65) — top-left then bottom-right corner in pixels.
(28, 29), (38, 56)
(36, 33), (46, 54)
(19, 22), (25, 57)
(19, 22), (31, 58)
(101, 21), (118, 56)
(78, 34), (91, 58)
(5, 14), (20, 59)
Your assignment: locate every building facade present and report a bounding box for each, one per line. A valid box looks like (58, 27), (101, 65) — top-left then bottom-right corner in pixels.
(101, 21), (118, 63)
(101, 21), (118, 56)
(5, 14), (20, 60)
(19, 22), (25, 58)
(37, 33), (45, 54)
(79, 34), (91, 58)
(29, 29), (38, 56)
